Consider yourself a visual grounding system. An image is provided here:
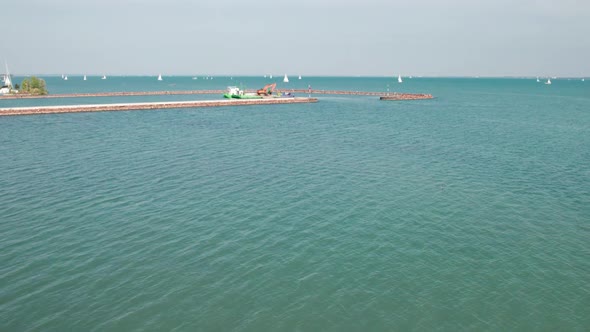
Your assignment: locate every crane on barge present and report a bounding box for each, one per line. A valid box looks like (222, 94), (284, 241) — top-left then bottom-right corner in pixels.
(257, 83), (276, 96)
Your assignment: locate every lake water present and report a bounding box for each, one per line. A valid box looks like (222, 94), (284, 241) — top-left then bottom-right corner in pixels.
(1, 76), (589, 331)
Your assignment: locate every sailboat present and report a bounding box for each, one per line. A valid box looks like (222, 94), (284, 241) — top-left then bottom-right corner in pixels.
(1, 62), (14, 94)
(64, 75), (68, 80)
(283, 74), (289, 83)
(157, 74), (162, 81)
(398, 75), (403, 83)
(83, 75), (87, 81)
(298, 75), (302, 80)
(545, 78), (551, 85)
(101, 75), (107, 80)
(536, 77), (540, 82)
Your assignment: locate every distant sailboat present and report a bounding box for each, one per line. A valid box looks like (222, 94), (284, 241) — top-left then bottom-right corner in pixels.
(545, 78), (552, 85)
(83, 75), (87, 81)
(269, 74), (272, 79)
(101, 75), (107, 80)
(582, 78), (585, 82)
(398, 75), (403, 83)
(283, 74), (289, 83)
(298, 75), (302, 80)
(64, 75), (68, 80)
(536, 77), (540, 82)
(157, 74), (162, 81)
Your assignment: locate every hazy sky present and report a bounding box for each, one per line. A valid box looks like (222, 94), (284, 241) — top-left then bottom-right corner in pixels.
(4, 0), (590, 76)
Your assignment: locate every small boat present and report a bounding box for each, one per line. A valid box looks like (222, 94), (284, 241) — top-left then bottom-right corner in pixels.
(298, 75), (302, 80)
(545, 78), (551, 85)
(157, 74), (162, 81)
(101, 75), (107, 80)
(536, 77), (540, 82)
(83, 75), (87, 81)
(582, 78), (585, 82)
(64, 75), (68, 80)
(398, 75), (403, 83)
(269, 74), (272, 79)
(283, 74), (289, 83)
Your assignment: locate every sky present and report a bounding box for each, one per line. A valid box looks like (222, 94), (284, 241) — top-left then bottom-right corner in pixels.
(3, 0), (590, 77)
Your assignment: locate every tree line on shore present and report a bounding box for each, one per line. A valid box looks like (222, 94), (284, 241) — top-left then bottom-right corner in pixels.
(2, 76), (48, 95)
(18, 76), (48, 95)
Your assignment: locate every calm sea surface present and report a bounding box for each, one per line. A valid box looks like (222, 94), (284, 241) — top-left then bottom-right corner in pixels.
(1, 77), (589, 331)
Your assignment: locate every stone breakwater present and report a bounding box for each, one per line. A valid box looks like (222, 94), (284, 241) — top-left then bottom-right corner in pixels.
(287, 90), (433, 99)
(379, 94), (434, 101)
(0, 90), (225, 99)
(0, 98), (318, 117)
(0, 90), (433, 100)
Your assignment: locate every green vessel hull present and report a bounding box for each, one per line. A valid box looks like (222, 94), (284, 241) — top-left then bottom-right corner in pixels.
(223, 93), (262, 99)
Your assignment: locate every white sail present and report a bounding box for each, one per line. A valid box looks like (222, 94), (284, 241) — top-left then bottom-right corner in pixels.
(269, 74), (272, 79)
(536, 77), (540, 82)
(3, 62), (11, 88)
(157, 74), (162, 81)
(298, 75), (302, 80)
(545, 78), (551, 85)
(3, 74), (11, 88)
(283, 74), (289, 83)
(83, 75), (87, 81)
(102, 75), (107, 80)
(64, 75), (68, 80)
(398, 75), (403, 83)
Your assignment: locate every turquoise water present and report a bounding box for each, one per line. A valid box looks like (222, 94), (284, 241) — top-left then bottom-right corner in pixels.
(1, 77), (589, 331)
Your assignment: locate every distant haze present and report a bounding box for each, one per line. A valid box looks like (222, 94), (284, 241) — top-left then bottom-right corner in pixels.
(4, 0), (590, 77)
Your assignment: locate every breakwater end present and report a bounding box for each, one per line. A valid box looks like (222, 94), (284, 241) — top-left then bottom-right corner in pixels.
(380, 93), (433, 101)
(0, 97), (318, 117)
